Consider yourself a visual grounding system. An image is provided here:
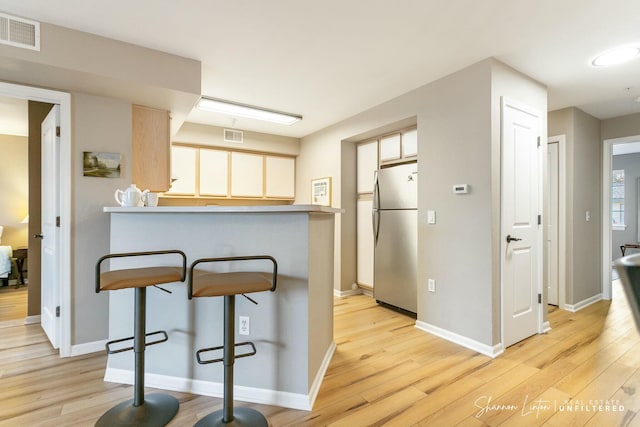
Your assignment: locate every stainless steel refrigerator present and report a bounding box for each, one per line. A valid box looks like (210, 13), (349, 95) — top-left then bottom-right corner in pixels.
(373, 162), (418, 314)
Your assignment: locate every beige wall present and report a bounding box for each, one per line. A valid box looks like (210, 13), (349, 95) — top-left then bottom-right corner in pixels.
(602, 112), (640, 141)
(0, 20), (201, 347)
(297, 58), (547, 348)
(0, 134), (28, 248)
(174, 122), (300, 155)
(548, 107), (602, 306)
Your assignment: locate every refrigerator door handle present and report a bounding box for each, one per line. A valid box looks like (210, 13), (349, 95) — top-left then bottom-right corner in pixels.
(372, 209), (380, 246)
(373, 170), (380, 211)
(372, 170), (381, 245)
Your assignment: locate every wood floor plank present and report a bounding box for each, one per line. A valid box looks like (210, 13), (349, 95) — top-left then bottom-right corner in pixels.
(0, 282), (638, 426)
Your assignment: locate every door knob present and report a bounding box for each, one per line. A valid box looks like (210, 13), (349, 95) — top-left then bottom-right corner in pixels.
(506, 234), (522, 243)
(34, 233), (44, 239)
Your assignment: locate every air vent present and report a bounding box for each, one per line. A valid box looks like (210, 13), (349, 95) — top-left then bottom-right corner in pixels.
(0, 13), (40, 51)
(224, 129), (243, 143)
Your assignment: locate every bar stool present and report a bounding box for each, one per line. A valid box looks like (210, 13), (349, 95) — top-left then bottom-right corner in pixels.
(189, 255), (277, 427)
(95, 250), (187, 427)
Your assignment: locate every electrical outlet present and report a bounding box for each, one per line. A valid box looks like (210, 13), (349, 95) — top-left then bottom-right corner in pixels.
(428, 279), (436, 293)
(239, 316), (250, 336)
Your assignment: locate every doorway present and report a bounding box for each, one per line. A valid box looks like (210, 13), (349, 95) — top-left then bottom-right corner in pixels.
(602, 135), (640, 300)
(0, 81), (72, 357)
(546, 135), (567, 309)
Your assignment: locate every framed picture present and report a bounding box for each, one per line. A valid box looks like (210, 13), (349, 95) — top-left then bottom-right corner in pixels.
(83, 151), (121, 178)
(311, 177), (332, 206)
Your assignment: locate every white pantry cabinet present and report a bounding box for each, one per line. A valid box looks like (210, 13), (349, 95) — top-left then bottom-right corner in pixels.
(199, 148), (229, 196)
(357, 199), (374, 287)
(357, 141), (378, 194)
(231, 152), (264, 197)
(167, 145), (196, 194)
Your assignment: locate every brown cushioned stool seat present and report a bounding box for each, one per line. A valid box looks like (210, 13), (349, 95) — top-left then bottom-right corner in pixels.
(189, 255), (277, 427)
(95, 250), (186, 427)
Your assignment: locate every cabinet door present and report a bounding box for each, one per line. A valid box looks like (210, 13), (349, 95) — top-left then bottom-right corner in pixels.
(357, 199), (374, 287)
(379, 134), (401, 162)
(167, 146), (196, 194)
(402, 128), (418, 158)
(357, 141), (378, 194)
(231, 152), (264, 197)
(265, 156), (295, 198)
(200, 149), (229, 196)
(132, 105), (170, 192)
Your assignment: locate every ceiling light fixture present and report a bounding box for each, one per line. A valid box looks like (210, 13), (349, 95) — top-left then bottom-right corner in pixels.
(196, 97), (302, 125)
(592, 45), (640, 67)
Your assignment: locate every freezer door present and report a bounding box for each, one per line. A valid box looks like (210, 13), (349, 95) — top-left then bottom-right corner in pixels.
(374, 209), (417, 313)
(374, 163), (417, 210)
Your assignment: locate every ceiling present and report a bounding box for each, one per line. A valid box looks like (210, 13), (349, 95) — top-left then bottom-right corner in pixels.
(2, 0), (640, 138)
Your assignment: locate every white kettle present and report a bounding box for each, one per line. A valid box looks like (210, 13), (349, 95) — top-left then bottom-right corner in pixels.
(114, 184), (147, 207)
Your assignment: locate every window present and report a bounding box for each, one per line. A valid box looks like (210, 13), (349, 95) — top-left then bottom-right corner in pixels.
(612, 169), (625, 229)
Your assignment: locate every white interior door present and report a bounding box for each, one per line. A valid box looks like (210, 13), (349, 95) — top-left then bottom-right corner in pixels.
(41, 105), (60, 349)
(502, 98), (541, 348)
(546, 142), (559, 305)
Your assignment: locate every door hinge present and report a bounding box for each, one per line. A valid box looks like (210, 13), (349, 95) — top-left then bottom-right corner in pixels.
(56, 126), (61, 137)
(56, 216), (60, 227)
(537, 136), (541, 147)
(538, 214), (541, 225)
(56, 306), (60, 317)
(538, 294), (542, 304)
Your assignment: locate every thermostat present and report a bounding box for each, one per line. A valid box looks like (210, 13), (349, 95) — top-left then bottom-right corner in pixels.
(453, 184), (469, 194)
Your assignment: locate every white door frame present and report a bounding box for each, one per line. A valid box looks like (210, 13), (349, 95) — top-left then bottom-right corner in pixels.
(0, 81), (72, 357)
(602, 134), (640, 300)
(548, 135), (567, 309)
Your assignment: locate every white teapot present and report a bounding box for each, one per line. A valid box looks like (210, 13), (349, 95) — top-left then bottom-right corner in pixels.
(114, 184), (147, 207)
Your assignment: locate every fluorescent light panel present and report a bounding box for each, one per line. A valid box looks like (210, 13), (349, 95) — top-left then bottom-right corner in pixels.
(592, 46), (640, 67)
(197, 97), (302, 125)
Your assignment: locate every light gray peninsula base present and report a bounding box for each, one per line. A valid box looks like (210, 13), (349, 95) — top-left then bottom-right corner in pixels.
(103, 205), (339, 410)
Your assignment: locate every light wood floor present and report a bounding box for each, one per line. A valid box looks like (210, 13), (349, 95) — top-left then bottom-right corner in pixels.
(0, 286), (27, 323)
(1, 282), (639, 426)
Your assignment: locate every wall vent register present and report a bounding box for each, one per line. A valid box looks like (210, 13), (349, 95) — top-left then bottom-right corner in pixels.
(0, 13), (40, 51)
(224, 129), (243, 143)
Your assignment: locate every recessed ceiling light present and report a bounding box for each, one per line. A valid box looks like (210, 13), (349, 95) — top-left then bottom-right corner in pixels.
(592, 46), (640, 67)
(197, 97), (302, 125)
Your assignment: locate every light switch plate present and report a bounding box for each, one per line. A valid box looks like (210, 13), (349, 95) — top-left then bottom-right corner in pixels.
(427, 210), (436, 224)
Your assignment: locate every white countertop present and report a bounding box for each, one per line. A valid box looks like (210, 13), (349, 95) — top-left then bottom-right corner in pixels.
(104, 204), (342, 214)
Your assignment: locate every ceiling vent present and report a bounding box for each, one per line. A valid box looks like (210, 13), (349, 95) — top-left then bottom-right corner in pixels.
(224, 129), (243, 143)
(0, 13), (40, 51)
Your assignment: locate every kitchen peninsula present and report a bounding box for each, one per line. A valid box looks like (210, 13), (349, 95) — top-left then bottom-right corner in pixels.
(103, 205), (339, 410)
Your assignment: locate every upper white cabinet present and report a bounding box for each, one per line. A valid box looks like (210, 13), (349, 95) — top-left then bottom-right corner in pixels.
(265, 156), (295, 198)
(379, 134), (401, 163)
(402, 128), (418, 158)
(200, 148), (229, 196)
(231, 152), (264, 197)
(167, 145), (196, 194)
(357, 141), (378, 194)
(166, 144), (295, 201)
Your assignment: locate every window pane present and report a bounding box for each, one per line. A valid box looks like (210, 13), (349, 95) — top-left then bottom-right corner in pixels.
(612, 170), (625, 225)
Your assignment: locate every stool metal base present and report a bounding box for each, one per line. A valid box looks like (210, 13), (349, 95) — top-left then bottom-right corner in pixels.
(95, 393), (179, 426)
(195, 407), (268, 427)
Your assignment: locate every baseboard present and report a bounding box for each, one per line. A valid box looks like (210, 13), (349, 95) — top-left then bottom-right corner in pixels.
(105, 367), (315, 411)
(564, 293), (603, 313)
(307, 341), (336, 408)
(415, 320), (504, 358)
(103, 344), (337, 411)
(24, 315), (41, 325)
(541, 320), (551, 333)
(334, 288), (362, 298)
(70, 339), (107, 356)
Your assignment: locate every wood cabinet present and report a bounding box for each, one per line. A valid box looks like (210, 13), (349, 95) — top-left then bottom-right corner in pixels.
(357, 199), (374, 287)
(199, 149), (229, 196)
(379, 128), (418, 166)
(357, 141), (378, 194)
(164, 144), (295, 202)
(265, 156), (295, 198)
(132, 105), (171, 191)
(231, 152), (264, 197)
